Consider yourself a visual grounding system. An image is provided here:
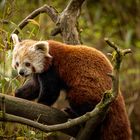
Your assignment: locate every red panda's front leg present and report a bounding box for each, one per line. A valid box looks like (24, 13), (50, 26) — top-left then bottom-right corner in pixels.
(37, 67), (61, 106)
(15, 74), (40, 100)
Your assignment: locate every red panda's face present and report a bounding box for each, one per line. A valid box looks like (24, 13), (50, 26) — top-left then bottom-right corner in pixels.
(11, 34), (52, 77)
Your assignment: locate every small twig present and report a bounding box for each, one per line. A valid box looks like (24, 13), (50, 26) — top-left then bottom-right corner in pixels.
(107, 53), (112, 57)
(123, 49), (132, 55)
(105, 38), (132, 98)
(105, 38), (132, 56)
(50, 26), (61, 36)
(104, 38), (119, 52)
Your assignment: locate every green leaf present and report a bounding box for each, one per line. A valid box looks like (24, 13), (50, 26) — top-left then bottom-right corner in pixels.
(27, 19), (40, 27)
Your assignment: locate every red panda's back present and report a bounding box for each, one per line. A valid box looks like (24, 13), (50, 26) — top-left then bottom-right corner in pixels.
(49, 41), (112, 105)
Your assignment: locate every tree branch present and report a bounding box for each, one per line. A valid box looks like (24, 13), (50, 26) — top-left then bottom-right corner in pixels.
(104, 38), (132, 98)
(51, 0), (85, 44)
(0, 101), (106, 133)
(12, 4), (59, 35)
(0, 94), (79, 137)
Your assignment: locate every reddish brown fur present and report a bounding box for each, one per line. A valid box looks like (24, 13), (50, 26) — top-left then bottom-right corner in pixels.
(47, 40), (132, 140)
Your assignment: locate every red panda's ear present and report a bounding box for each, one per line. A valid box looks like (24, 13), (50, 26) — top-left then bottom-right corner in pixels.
(11, 34), (19, 45)
(34, 42), (46, 51)
(33, 41), (52, 58)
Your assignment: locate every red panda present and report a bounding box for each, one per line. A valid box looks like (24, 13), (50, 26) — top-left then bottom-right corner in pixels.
(11, 34), (132, 140)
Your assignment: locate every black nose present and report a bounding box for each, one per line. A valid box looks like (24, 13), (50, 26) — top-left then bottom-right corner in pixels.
(19, 70), (25, 76)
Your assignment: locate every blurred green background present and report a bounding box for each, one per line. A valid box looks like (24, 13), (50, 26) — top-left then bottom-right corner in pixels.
(0, 0), (140, 140)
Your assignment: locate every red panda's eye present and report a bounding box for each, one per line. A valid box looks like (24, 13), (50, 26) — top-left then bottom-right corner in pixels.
(25, 62), (31, 67)
(16, 62), (19, 67)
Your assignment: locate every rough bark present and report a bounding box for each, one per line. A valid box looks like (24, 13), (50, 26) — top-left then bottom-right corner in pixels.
(51, 0), (85, 44)
(0, 94), (79, 137)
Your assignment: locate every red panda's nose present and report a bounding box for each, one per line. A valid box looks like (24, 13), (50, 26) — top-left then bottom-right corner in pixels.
(19, 70), (25, 76)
